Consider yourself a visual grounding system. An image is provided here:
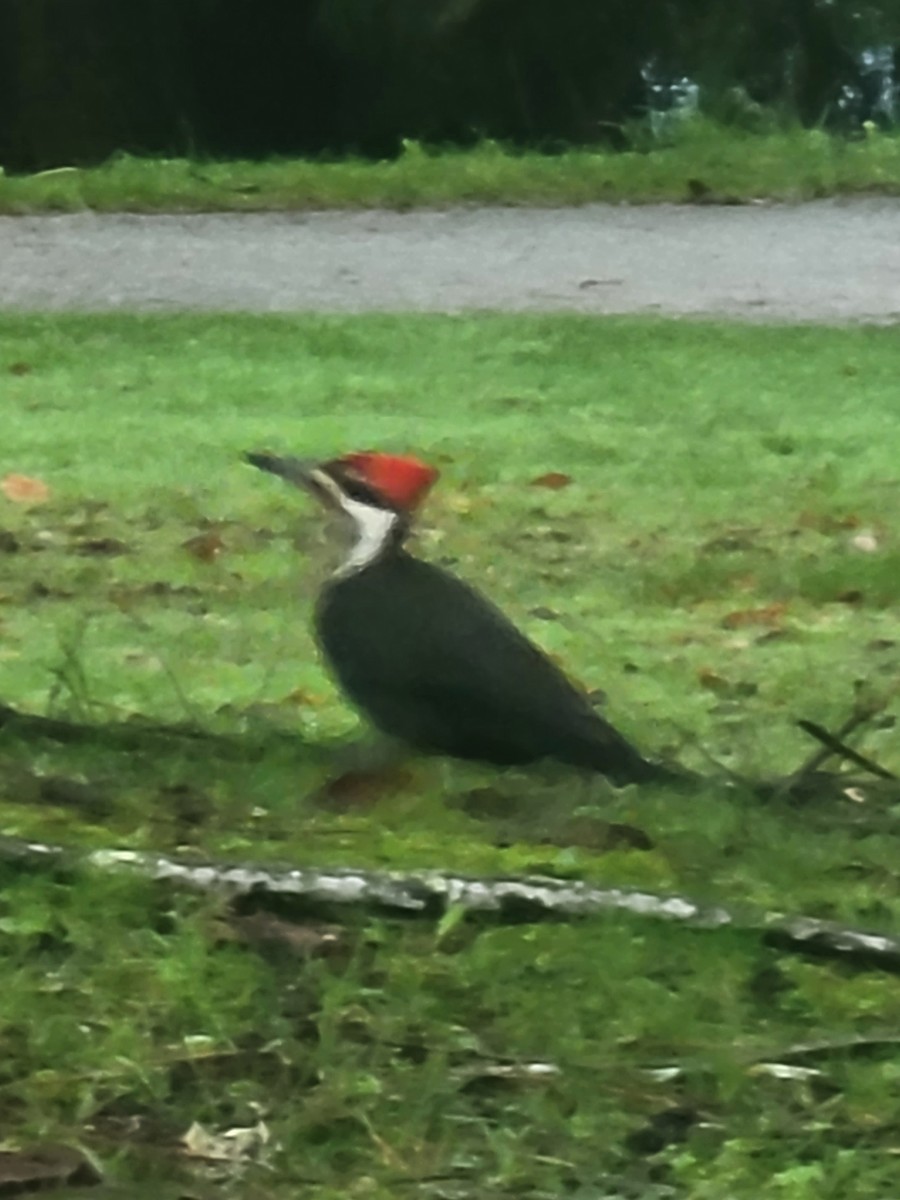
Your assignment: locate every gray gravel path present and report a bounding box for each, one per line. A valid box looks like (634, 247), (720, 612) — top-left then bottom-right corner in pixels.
(2, 199), (900, 321)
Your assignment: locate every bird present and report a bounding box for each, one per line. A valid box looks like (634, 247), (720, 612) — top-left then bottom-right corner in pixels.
(245, 448), (681, 786)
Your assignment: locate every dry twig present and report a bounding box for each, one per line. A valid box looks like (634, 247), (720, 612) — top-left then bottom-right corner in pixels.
(1, 836), (898, 972)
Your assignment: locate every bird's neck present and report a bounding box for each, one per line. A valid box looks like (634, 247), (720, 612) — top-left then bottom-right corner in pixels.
(335, 498), (406, 578)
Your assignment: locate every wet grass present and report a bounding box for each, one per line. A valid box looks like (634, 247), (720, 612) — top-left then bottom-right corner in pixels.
(1, 312), (900, 1196)
(4, 123), (900, 213)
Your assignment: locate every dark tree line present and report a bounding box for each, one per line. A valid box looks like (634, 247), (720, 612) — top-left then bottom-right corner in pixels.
(1, 0), (899, 171)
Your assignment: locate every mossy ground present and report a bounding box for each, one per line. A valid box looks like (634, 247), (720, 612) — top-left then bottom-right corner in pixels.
(4, 123), (900, 213)
(1, 312), (899, 1196)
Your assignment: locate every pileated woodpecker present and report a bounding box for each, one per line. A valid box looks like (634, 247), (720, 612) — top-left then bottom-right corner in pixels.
(247, 449), (677, 786)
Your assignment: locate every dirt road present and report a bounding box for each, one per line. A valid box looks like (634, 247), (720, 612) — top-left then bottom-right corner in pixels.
(2, 199), (900, 321)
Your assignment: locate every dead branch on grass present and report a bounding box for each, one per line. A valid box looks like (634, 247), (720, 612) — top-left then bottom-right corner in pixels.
(1, 835), (898, 973)
(796, 717), (896, 782)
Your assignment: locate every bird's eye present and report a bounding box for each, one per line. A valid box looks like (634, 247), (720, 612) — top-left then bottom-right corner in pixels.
(340, 472), (387, 507)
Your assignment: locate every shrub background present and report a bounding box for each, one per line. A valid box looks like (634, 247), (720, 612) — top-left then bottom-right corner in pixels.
(3, 0), (900, 171)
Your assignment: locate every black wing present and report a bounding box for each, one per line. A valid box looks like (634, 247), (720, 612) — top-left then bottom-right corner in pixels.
(316, 553), (661, 783)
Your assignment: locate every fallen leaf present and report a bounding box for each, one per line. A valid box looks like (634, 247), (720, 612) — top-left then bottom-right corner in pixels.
(530, 472), (572, 490)
(445, 493), (474, 514)
(281, 687), (328, 708)
(732, 573), (759, 591)
(751, 1062), (823, 1081)
(143, 580), (202, 598)
(455, 787), (520, 821)
(529, 606), (560, 620)
(696, 669), (757, 699)
(458, 1060), (561, 1090)
(760, 436), (796, 456)
(0, 1144), (101, 1192)
(702, 531), (759, 553)
(76, 536), (129, 556)
(314, 766), (412, 810)
(182, 1120), (270, 1163)
(182, 531), (224, 562)
(796, 510), (860, 533)
(229, 913), (344, 956)
(1, 474), (50, 505)
(697, 667), (733, 693)
(552, 816), (654, 852)
(721, 603), (787, 630)
(850, 531), (879, 553)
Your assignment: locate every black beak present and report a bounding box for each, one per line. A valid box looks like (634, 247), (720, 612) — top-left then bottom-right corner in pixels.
(245, 451), (343, 513)
(244, 451), (319, 489)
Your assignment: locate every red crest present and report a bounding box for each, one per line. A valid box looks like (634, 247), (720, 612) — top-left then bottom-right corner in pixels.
(341, 451), (439, 510)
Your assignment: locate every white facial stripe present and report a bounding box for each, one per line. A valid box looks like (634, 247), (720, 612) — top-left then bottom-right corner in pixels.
(335, 494), (398, 575)
(310, 467), (345, 504)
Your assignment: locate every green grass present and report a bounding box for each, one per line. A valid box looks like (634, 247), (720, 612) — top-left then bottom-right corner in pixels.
(4, 122), (900, 213)
(2, 312), (900, 1195)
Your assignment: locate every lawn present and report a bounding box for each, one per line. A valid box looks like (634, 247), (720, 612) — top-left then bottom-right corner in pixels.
(1, 312), (899, 1197)
(4, 124), (900, 213)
